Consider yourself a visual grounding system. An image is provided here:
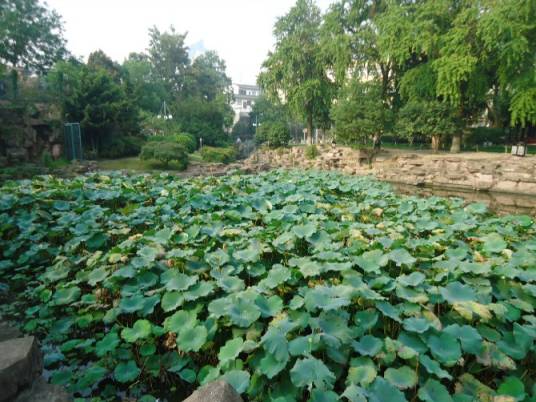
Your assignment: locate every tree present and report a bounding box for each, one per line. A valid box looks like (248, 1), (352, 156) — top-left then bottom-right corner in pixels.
(255, 121), (291, 148)
(331, 80), (392, 147)
(123, 52), (169, 114)
(48, 60), (140, 155)
(396, 100), (460, 152)
(0, 0), (66, 72)
(148, 26), (190, 97)
(258, 0), (333, 144)
(187, 51), (232, 102)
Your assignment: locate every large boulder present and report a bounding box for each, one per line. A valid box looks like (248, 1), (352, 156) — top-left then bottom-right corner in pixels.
(0, 322), (22, 342)
(182, 380), (243, 402)
(0, 337), (43, 402)
(14, 377), (73, 402)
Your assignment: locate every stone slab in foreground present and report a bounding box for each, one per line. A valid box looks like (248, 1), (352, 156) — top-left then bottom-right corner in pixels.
(183, 380), (243, 402)
(0, 337), (43, 402)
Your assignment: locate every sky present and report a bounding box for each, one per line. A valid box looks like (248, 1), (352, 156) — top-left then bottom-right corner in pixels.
(46, 0), (332, 85)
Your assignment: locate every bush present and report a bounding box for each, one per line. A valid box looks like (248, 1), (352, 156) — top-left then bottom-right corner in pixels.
(199, 146), (237, 164)
(305, 144), (320, 159)
(255, 121), (291, 148)
(466, 127), (506, 146)
(140, 141), (188, 170)
(147, 133), (197, 153)
(100, 136), (144, 158)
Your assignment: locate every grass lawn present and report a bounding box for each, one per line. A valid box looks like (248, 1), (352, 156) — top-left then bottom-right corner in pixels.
(97, 157), (187, 172)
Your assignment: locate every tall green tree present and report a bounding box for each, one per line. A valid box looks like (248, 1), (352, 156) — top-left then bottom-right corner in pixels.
(148, 26), (190, 97)
(0, 0), (66, 72)
(259, 0), (333, 143)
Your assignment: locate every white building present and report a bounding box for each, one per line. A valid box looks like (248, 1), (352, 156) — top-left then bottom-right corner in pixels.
(231, 83), (261, 125)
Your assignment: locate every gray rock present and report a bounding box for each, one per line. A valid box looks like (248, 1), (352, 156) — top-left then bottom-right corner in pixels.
(14, 377), (73, 402)
(0, 337), (43, 402)
(0, 322), (22, 342)
(182, 380), (243, 402)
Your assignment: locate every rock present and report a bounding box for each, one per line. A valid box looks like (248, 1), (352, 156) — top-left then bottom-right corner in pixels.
(0, 322), (22, 342)
(0, 337), (43, 402)
(14, 377), (72, 402)
(182, 380), (243, 402)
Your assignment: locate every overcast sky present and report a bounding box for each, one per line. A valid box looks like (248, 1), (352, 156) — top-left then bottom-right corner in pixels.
(46, 0), (332, 85)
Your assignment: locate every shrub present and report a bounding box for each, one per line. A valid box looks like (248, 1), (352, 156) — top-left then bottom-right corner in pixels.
(305, 144), (320, 159)
(140, 141), (188, 170)
(466, 127), (506, 146)
(200, 146), (237, 164)
(255, 121), (291, 147)
(147, 133), (197, 153)
(100, 136), (144, 158)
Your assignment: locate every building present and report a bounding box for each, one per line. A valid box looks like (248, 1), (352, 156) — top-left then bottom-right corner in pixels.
(231, 83), (260, 125)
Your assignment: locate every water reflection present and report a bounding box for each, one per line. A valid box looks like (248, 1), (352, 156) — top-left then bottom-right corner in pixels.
(391, 183), (536, 216)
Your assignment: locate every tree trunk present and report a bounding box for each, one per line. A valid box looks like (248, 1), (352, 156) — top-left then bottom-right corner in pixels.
(431, 135), (440, 153)
(450, 133), (462, 153)
(307, 113), (313, 145)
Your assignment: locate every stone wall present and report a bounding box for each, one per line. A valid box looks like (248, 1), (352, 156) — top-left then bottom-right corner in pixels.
(243, 145), (536, 197)
(0, 101), (62, 167)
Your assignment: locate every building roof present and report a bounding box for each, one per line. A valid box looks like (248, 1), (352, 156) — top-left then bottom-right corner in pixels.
(234, 83), (260, 90)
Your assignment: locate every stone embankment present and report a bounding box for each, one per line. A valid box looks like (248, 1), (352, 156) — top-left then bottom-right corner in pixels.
(242, 145), (536, 197)
(0, 322), (71, 402)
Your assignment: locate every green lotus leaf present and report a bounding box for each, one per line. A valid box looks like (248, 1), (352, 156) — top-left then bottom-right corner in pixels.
(403, 317), (431, 334)
(388, 249), (416, 267)
(497, 376), (525, 401)
(258, 352), (289, 379)
(163, 310), (196, 333)
(177, 325), (207, 352)
(341, 384), (367, 402)
(443, 324), (483, 355)
(121, 319), (152, 343)
(87, 267), (108, 286)
(347, 357), (377, 386)
(114, 360), (141, 383)
(53, 286), (81, 305)
(292, 223), (316, 239)
(397, 272), (425, 287)
(95, 331), (120, 356)
(418, 379), (453, 402)
(376, 302), (402, 323)
(353, 335), (383, 357)
(137, 246), (159, 262)
(355, 250), (388, 273)
(76, 364), (108, 390)
(261, 328), (289, 362)
(227, 298), (261, 327)
(310, 389), (339, 402)
(384, 366), (417, 389)
(233, 242), (261, 263)
(428, 333), (461, 366)
(162, 271), (198, 291)
(119, 294), (146, 313)
(298, 259), (323, 277)
(255, 294), (283, 317)
(290, 357), (335, 388)
(205, 249), (230, 267)
(140, 343), (156, 356)
(223, 369), (250, 394)
(419, 355), (452, 380)
(218, 337), (244, 365)
(368, 377), (408, 402)
(258, 264), (291, 289)
(481, 233), (507, 254)
(183, 281), (215, 301)
(440, 282), (476, 304)
(161, 291), (184, 312)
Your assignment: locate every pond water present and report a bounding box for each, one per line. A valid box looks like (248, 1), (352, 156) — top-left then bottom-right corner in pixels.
(391, 183), (536, 216)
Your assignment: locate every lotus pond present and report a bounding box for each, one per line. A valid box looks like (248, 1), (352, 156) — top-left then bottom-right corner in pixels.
(1, 170), (536, 402)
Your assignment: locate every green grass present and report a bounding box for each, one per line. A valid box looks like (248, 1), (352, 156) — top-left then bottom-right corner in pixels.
(97, 157), (188, 171)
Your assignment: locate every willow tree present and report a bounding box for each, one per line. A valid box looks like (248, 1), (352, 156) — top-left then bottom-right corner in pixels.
(258, 0), (333, 143)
